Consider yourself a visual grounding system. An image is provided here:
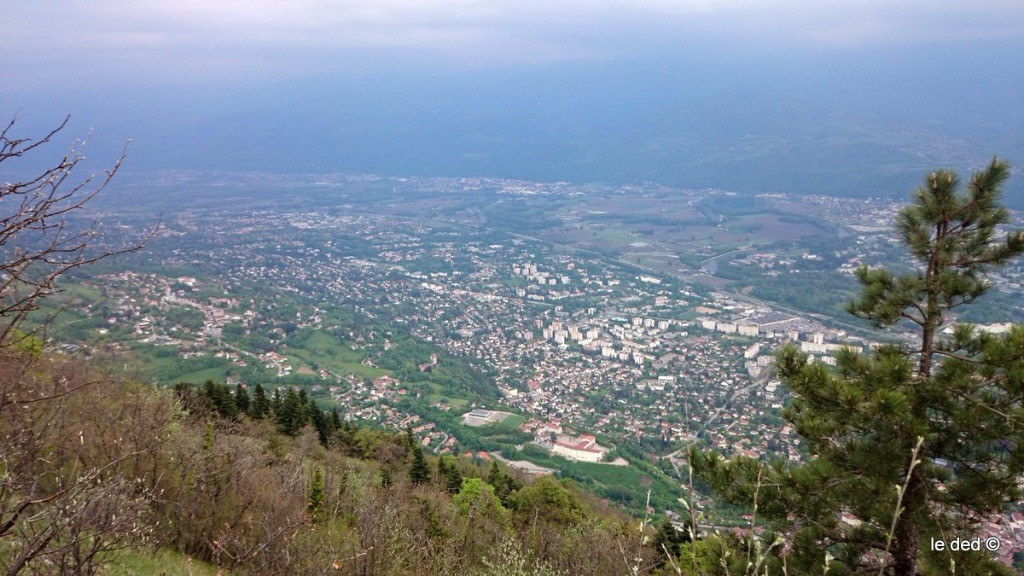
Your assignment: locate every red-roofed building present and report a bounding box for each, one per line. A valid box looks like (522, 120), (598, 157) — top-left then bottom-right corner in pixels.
(552, 434), (607, 463)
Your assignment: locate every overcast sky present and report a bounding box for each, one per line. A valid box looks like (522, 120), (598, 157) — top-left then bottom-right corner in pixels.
(3, 1), (1023, 196)
(5, 0), (1023, 91)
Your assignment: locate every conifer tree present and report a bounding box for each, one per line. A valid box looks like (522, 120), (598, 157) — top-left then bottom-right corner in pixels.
(310, 402), (331, 447)
(308, 468), (325, 523)
(652, 518), (691, 566)
(438, 455), (463, 494)
(234, 382), (250, 414)
(271, 387), (282, 415)
(410, 445), (432, 486)
(202, 379), (238, 419)
(201, 378), (217, 407)
(336, 419), (356, 453)
(276, 388), (307, 436)
(404, 426), (417, 454)
(486, 461), (519, 507)
(695, 159), (1024, 575)
(250, 383), (270, 419)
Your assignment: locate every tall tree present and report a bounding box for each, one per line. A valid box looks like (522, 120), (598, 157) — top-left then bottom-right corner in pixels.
(271, 387), (282, 416)
(276, 388), (306, 435)
(695, 159), (1024, 575)
(409, 445), (432, 486)
(234, 382), (250, 414)
(310, 401), (331, 447)
(438, 455), (463, 494)
(202, 379), (238, 419)
(249, 383), (269, 419)
(651, 518), (691, 566)
(404, 426), (417, 454)
(486, 461), (519, 507)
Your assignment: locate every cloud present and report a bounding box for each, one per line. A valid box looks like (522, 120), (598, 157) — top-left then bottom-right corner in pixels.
(3, 0), (1023, 91)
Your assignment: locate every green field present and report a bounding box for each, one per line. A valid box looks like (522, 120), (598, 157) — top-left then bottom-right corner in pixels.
(174, 365), (233, 384)
(418, 381), (469, 408)
(284, 329), (390, 380)
(498, 413), (526, 428)
(60, 282), (106, 303)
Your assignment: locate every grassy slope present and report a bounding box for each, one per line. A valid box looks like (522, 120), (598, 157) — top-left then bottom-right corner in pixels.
(102, 549), (219, 576)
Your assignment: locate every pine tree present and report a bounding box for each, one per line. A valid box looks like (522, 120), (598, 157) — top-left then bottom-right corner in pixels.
(202, 379), (238, 419)
(486, 460), (518, 507)
(234, 382), (250, 414)
(695, 159), (1024, 575)
(652, 518), (691, 565)
(404, 426), (416, 454)
(308, 468), (325, 523)
(276, 388), (306, 436)
(201, 378), (217, 407)
(438, 455), (463, 494)
(409, 445), (431, 486)
(336, 419), (356, 453)
(271, 387), (282, 415)
(310, 402), (331, 447)
(250, 383), (269, 419)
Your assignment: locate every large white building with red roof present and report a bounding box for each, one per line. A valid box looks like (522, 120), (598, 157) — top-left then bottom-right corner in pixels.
(552, 434), (607, 463)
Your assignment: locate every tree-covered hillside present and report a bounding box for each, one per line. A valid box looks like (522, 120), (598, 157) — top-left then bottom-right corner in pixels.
(1, 353), (675, 575)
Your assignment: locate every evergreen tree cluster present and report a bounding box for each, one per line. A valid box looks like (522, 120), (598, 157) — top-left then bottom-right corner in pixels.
(176, 379), (346, 447)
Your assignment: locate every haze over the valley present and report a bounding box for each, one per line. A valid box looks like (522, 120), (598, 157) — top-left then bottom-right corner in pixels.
(3, 0), (1023, 200)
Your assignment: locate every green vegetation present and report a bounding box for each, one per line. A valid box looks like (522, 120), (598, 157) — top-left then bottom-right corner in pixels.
(502, 443), (685, 514)
(1, 351), (665, 575)
(399, 398), (532, 453)
(695, 159), (1024, 575)
(379, 337), (498, 400)
(129, 348), (239, 383)
(5, 116), (1022, 574)
(173, 365), (233, 385)
(283, 328), (390, 379)
(747, 270), (861, 317)
(102, 549), (220, 576)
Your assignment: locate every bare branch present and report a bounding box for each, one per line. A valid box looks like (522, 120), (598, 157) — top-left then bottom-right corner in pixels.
(0, 116), (157, 347)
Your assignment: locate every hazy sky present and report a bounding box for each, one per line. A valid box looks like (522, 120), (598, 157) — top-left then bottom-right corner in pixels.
(6, 0), (1023, 90)
(3, 1), (1023, 197)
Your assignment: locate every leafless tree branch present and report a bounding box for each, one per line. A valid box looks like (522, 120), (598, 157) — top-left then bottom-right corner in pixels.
(0, 116), (159, 347)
